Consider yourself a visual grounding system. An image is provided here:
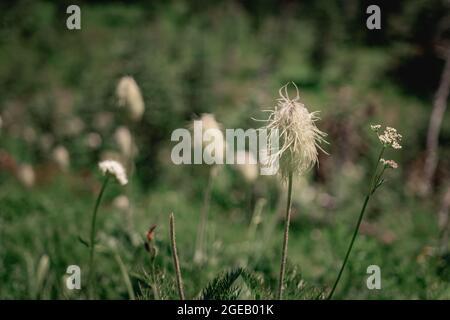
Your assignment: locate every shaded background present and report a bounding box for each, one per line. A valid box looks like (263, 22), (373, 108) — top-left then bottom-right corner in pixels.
(0, 0), (449, 299)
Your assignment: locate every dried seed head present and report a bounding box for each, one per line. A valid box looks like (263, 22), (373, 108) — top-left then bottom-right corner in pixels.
(116, 76), (145, 121)
(261, 83), (328, 180)
(370, 124), (381, 132)
(98, 159), (128, 185)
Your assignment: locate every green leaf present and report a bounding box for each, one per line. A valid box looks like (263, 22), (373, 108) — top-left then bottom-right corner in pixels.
(199, 268), (244, 300)
(78, 236), (90, 247)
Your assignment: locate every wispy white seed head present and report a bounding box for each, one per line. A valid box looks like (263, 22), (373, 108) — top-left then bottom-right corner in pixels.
(85, 132), (102, 149)
(112, 194), (130, 211)
(98, 160), (128, 185)
(373, 125), (402, 149)
(192, 113), (225, 163)
(116, 76), (145, 121)
(17, 164), (35, 188)
(234, 150), (259, 183)
(52, 145), (70, 171)
(260, 83), (328, 180)
(380, 158), (398, 169)
(114, 126), (136, 158)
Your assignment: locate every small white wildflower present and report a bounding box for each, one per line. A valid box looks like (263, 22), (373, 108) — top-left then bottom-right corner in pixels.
(380, 158), (398, 169)
(260, 82), (328, 180)
(370, 124), (381, 132)
(98, 160), (128, 185)
(377, 126), (402, 149)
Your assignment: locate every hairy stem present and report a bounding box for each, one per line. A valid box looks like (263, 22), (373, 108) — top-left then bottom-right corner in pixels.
(277, 171), (293, 300)
(170, 213), (185, 300)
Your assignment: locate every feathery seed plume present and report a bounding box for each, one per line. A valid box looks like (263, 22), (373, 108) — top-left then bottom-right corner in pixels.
(261, 82), (327, 179)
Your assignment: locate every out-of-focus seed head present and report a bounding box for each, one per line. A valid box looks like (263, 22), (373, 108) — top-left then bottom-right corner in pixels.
(116, 76), (145, 121)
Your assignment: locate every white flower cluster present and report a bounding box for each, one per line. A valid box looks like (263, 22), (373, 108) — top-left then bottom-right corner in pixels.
(380, 158), (398, 169)
(98, 160), (128, 185)
(371, 125), (402, 149)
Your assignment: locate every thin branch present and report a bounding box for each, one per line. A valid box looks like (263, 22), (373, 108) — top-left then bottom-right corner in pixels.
(422, 47), (450, 194)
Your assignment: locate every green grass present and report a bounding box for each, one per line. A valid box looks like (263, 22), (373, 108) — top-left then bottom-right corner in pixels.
(0, 165), (448, 299)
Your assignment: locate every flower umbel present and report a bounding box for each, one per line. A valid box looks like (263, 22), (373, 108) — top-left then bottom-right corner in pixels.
(380, 158), (398, 169)
(261, 82), (327, 179)
(328, 124), (402, 299)
(373, 125), (402, 149)
(98, 160), (128, 185)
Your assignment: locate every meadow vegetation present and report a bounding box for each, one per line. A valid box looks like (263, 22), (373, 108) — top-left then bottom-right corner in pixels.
(0, 0), (449, 299)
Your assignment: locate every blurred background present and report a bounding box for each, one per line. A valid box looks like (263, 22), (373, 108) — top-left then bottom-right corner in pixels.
(0, 0), (450, 299)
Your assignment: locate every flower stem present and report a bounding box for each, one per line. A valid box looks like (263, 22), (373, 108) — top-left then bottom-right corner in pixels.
(87, 175), (109, 299)
(113, 250), (135, 300)
(327, 147), (385, 299)
(194, 167), (214, 263)
(277, 171), (293, 300)
(170, 213), (185, 300)
(327, 194), (370, 299)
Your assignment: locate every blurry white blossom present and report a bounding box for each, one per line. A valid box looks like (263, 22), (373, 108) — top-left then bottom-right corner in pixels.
(52, 146), (70, 171)
(116, 76), (145, 121)
(17, 164), (35, 188)
(98, 160), (128, 185)
(233, 150), (258, 183)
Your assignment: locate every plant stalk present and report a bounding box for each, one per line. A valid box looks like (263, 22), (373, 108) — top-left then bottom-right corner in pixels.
(277, 171), (293, 300)
(170, 213), (185, 300)
(194, 167), (214, 263)
(328, 147), (385, 299)
(87, 175), (109, 299)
